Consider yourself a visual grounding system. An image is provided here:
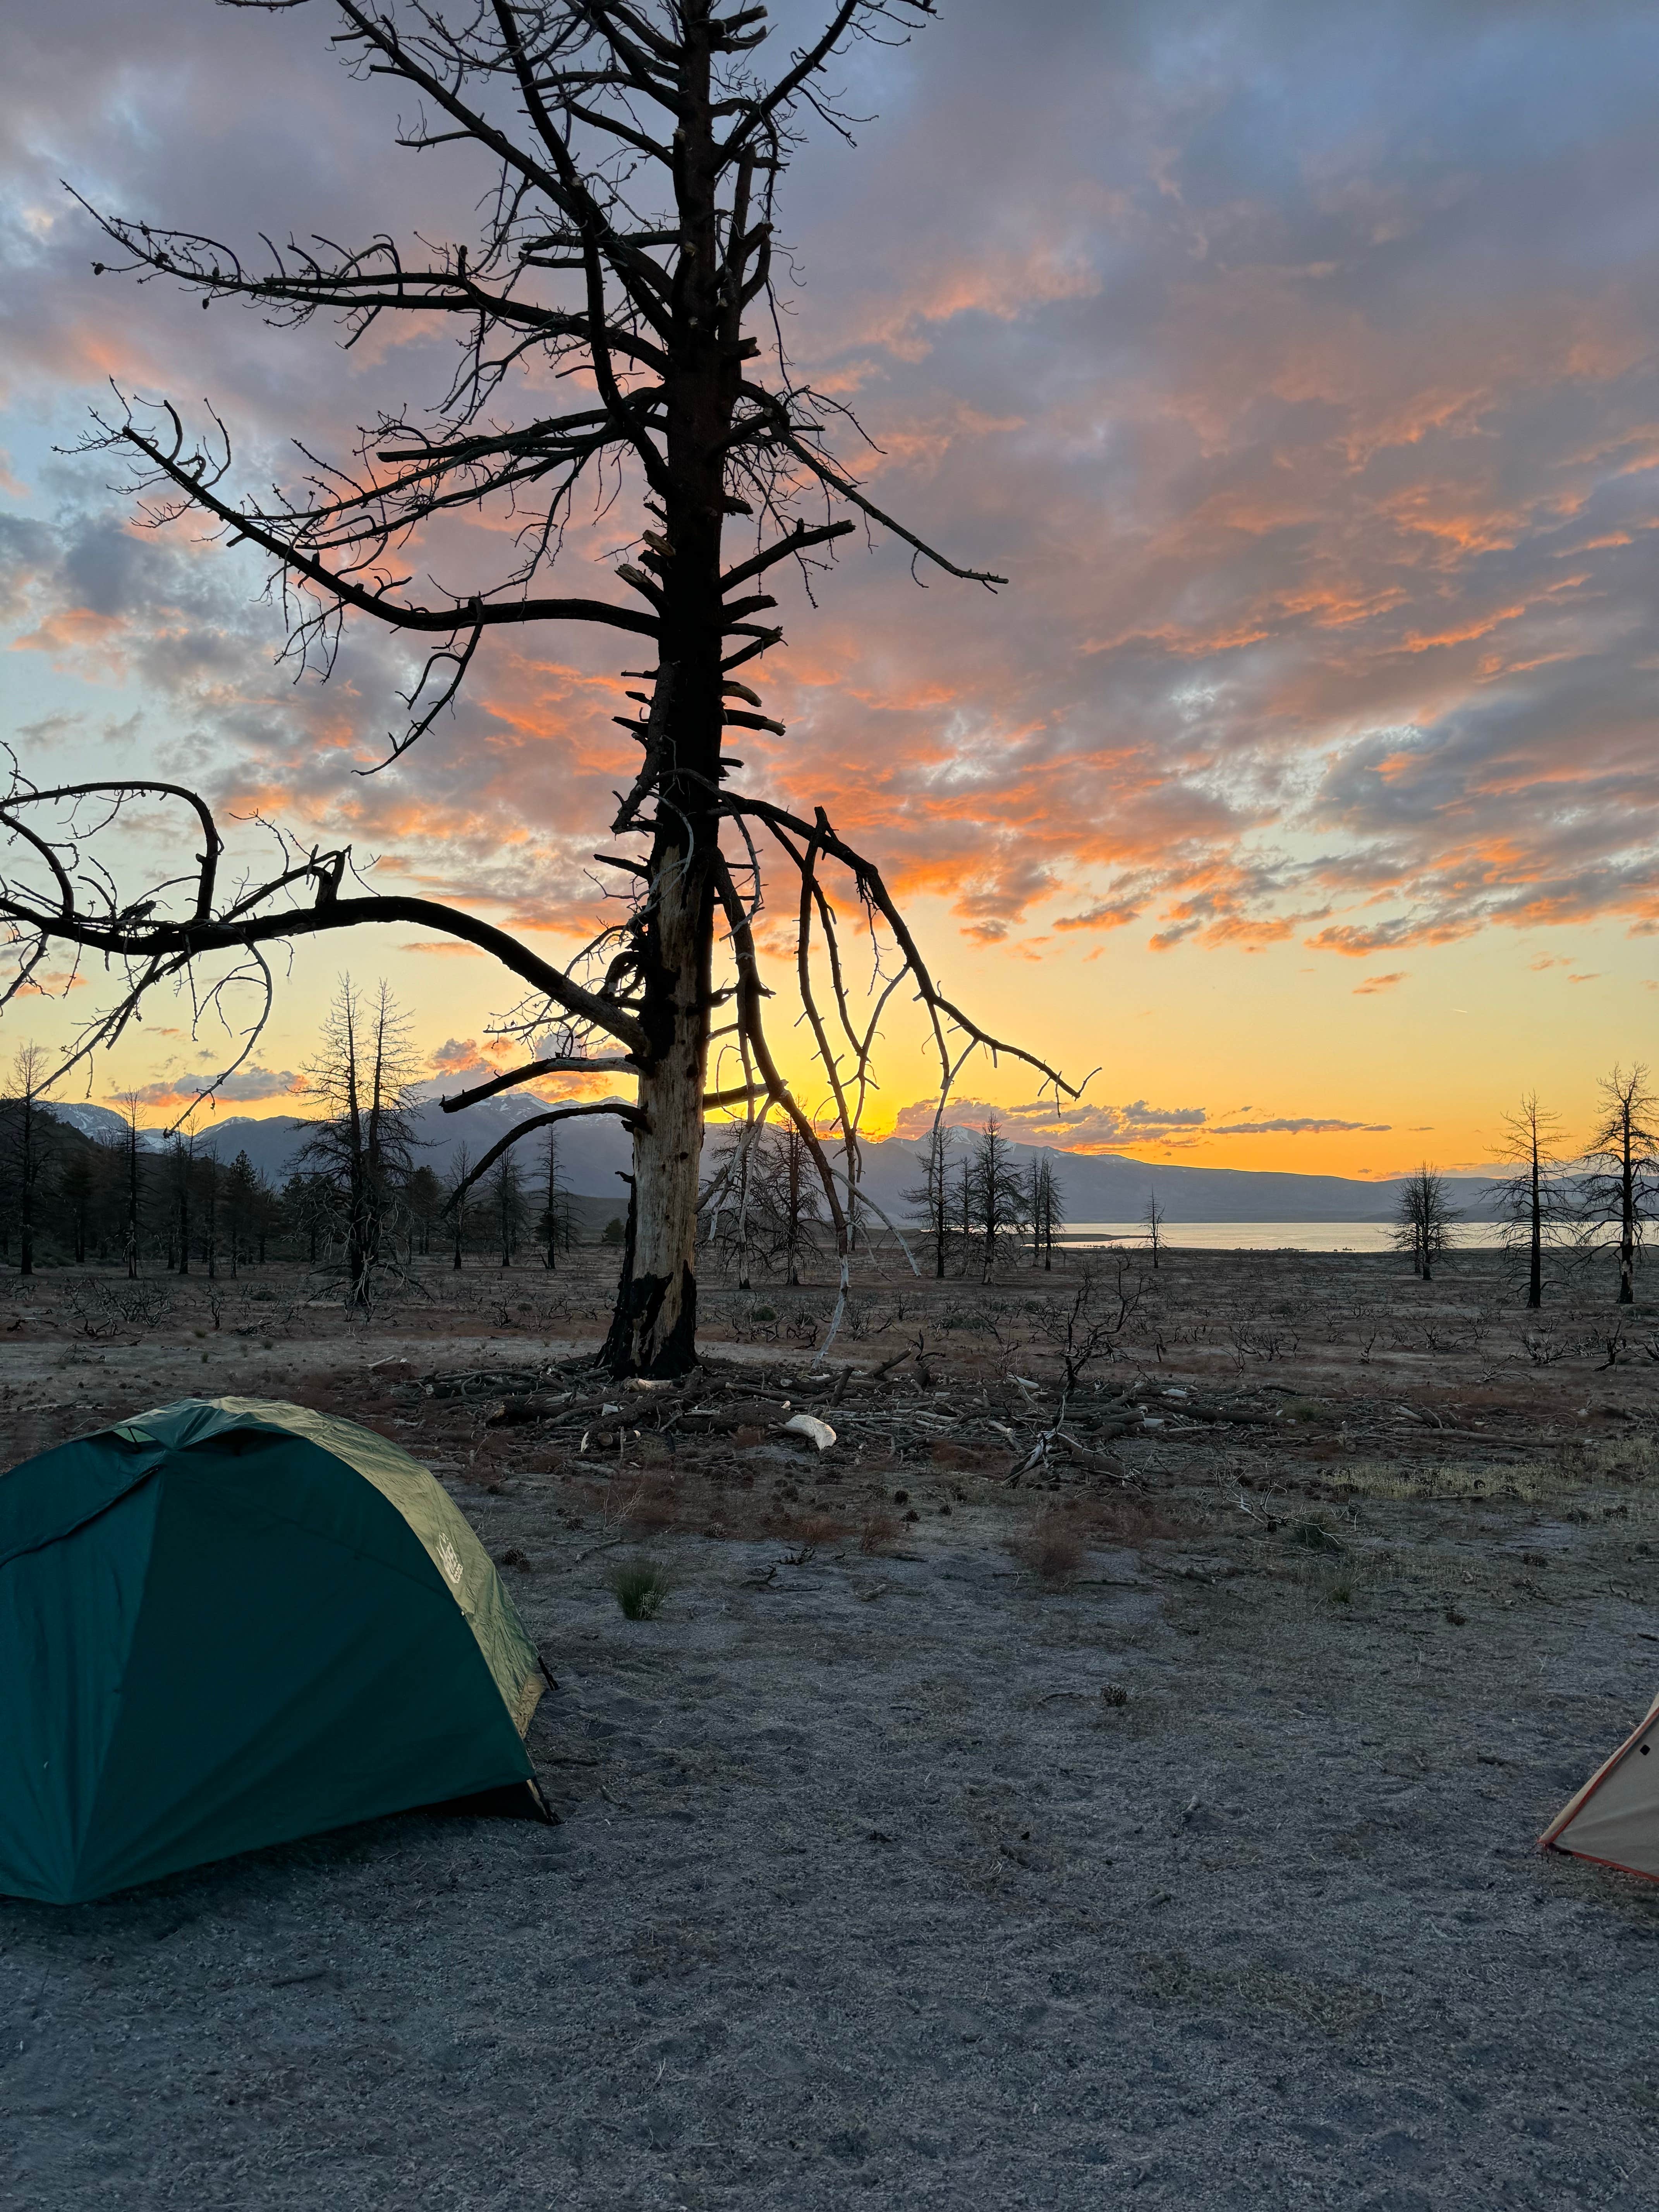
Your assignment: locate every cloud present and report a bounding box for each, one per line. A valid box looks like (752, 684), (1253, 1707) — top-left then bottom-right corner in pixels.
(429, 1036), (506, 1073)
(400, 940), (483, 957)
(888, 1093), (1208, 1152)
(1211, 1117), (1392, 1136)
(6, 0), (1659, 1012)
(1352, 970), (1408, 995)
(5, 967), (88, 996)
(127, 1064), (302, 1106)
(1053, 900), (1141, 934)
(887, 1092), (1386, 1149)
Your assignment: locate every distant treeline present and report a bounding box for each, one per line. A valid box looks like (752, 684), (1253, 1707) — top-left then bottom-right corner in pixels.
(0, 995), (611, 1294)
(698, 1114), (1078, 1283)
(0, 1100), (608, 1280)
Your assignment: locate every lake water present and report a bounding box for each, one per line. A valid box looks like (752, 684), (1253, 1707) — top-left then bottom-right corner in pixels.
(1057, 1221), (1505, 1253)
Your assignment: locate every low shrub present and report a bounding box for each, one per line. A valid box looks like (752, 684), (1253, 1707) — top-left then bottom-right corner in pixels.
(858, 1511), (901, 1554)
(609, 1558), (673, 1620)
(1011, 1513), (1085, 1585)
(1084, 1493), (1180, 1545)
(623, 1477), (682, 1533)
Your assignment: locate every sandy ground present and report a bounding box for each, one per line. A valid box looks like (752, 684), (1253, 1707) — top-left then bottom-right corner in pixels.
(4, 1250), (1659, 2209)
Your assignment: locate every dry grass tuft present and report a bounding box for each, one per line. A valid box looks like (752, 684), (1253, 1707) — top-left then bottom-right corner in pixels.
(794, 1510), (852, 1548)
(1010, 1512), (1087, 1585)
(1325, 1457), (1572, 1505)
(859, 1511), (902, 1554)
(1080, 1492), (1181, 1545)
(759, 1504), (853, 1548)
(622, 1476), (683, 1533)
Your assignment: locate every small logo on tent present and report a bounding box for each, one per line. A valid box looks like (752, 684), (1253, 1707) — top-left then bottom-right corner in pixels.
(436, 1535), (464, 1587)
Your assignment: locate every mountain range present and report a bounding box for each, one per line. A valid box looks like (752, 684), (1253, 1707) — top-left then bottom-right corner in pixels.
(45, 1097), (1505, 1223)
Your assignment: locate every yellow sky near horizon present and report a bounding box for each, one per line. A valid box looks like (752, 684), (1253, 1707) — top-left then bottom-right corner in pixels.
(12, 879), (1652, 1180)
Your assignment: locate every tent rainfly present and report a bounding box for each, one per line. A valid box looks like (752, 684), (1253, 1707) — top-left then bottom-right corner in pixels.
(1540, 1692), (1659, 1881)
(0, 1397), (548, 1905)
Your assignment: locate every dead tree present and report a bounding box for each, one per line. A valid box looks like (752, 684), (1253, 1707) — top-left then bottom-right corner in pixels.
(484, 1153), (528, 1267)
(1485, 1091), (1570, 1311)
(699, 1118), (762, 1288)
(967, 1116), (1027, 1282)
(757, 1120), (827, 1286)
(1579, 1064), (1659, 1305)
(1140, 1187), (1164, 1269)
(0, 0), (1073, 1374)
(1392, 1163), (1457, 1283)
(0, 1044), (53, 1278)
(199, 1149), (223, 1282)
(294, 977), (419, 1308)
(537, 1127), (574, 1270)
(1036, 1261), (1144, 1392)
(1028, 1151), (1064, 1271)
(164, 1133), (195, 1277)
(113, 1091), (146, 1280)
(444, 1143), (476, 1271)
(905, 1121), (957, 1281)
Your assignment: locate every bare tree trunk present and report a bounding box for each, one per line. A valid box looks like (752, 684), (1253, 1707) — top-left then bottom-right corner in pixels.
(125, 1116), (140, 1279)
(543, 1129), (558, 1273)
(17, 1094), (34, 1278)
(1527, 1148), (1542, 1311)
(1621, 1122), (1637, 1304)
(606, 832), (716, 1373)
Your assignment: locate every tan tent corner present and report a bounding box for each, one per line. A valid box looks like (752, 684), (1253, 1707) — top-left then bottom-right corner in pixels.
(1540, 1689), (1659, 1882)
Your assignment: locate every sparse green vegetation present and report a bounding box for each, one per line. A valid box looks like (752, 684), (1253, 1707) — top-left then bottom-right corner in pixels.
(609, 1558), (673, 1621)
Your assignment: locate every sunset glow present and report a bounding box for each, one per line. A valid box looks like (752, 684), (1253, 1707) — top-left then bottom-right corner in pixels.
(6, 0), (1659, 1173)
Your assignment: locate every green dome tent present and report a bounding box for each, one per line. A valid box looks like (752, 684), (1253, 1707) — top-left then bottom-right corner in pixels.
(0, 1397), (548, 1905)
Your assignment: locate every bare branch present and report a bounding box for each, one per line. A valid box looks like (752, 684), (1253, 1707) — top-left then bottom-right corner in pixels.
(440, 1052), (639, 1111)
(441, 1099), (647, 1212)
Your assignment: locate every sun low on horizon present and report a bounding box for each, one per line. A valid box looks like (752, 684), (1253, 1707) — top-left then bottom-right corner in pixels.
(5, 0), (1659, 1180)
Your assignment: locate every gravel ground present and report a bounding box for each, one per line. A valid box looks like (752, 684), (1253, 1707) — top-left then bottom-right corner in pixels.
(5, 1486), (1659, 2209)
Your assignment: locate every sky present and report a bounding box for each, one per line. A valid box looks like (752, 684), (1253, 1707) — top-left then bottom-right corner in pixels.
(4, 0), (1659, 1176)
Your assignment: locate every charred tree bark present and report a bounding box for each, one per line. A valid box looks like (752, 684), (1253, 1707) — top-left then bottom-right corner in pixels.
(604, 23), (730, 1372)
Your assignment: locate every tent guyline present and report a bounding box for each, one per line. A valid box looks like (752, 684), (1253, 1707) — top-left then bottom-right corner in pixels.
(0, 0), (1081, 1376)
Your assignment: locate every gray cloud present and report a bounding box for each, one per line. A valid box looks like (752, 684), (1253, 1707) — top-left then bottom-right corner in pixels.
(890, 1094), (1209, 1151)
(131, 1064), (301, 1105)
(1211, 1117), (1392, 1135)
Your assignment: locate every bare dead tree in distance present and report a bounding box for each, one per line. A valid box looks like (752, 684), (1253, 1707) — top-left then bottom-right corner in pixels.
(1486, 1091), (1570, 1312)
(1579, 1064), (1659, 1306)
(1140, 1185), (1163, 1269)
(1391, 1162), (1458, 1283)
(0, 0), (1076, 1373)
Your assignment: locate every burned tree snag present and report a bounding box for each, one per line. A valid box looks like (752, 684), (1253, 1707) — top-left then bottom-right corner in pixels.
(1, 0), (1077, 1373)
